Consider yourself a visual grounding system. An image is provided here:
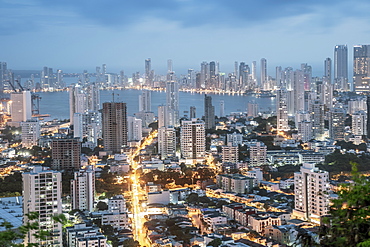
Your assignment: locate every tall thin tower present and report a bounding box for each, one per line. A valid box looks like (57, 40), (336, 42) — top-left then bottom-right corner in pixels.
(324, 58), (332, 84)
(260, 58), (267, 90)
(102, 102), (127, 153)
(204, 95), (215, 129)
(334, 45), (348, 91)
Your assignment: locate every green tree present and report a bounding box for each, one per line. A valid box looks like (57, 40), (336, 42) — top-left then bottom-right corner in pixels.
(96, 201), (108, 211)
(320, 162), (370, 246)
(122, 238), (140, 247)
(0, 212), (66, 247)
(208, 238), (222, 247)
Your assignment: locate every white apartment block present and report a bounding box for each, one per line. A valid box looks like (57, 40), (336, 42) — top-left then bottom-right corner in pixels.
(21, 119), (40, 148)
(222, 145), (238, 164)
(127, 116), (142, 141)
(248, 141), (267, 166)
(66, 223), (106, 247)
(101, 209), (129, 230)
(108, 195), (127, 212)
(217, 174), (255, 194)
(10, 91), (32, 123)
(293, 163), (330, 223)
(226, 132), (243, 146)
(352, 111), (367, 136)
(276, 88), (289, 131)
(23, 166), (62, 246)
(297, 121), (313, 142)
(71, 168), (95, 212)
(180, 119), (206, 162)
(158, 126), (176, 160)
(74, 111), (102, 148)
(348, 98), (367, 115)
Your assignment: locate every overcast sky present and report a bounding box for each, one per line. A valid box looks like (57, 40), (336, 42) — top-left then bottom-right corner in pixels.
(1, 0), (370, 76)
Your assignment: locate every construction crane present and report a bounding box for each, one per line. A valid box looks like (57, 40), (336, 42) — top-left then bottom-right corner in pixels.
(7, 79), (42, 116)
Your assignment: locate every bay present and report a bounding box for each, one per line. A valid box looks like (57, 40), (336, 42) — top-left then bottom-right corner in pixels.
(38, 89), (276, 120)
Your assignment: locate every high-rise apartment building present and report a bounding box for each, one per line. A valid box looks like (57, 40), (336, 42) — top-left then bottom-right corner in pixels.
(127, 116), (142, 141)
(86, 83), (100, 112)
(0, 62), (7, 97)
(247, 101), (258, 118)
(51, 138), (81, 170)
(324, 58), (332, 85)
(220, 100), (225, 117)
(204, 94), (215, 129)
(71, 168), (95, 212)
(166, 79), (179, 127)
(276, 88), (289, 131)
(222, 144), (239, 164)
(293, 163), (330, 223)
(354, 45), (370, 92)
(297, 121), (313, 142)
(180, 119), (206, 162)
(334, 45), (348, 91)
(21, 120), (40, 148)
(311, 100), (325, 140)
(69, 84), (87, 125)
(190, 106), (196, 119)
(102, 102), (127, 153)
(249, 141), (267, 166)
(74, 111), (102, 148)
(329, 107), (345, 141)
(352, 111), (367, 136)
(158, 126), (176, 160)
(23, 166), (62, 246)
(260, 58), (267, 90)
(139, 90), (151, 112)
(145, 58), (153, 87)
(10, 91), (32, 123)
(292, 70), (305, 113)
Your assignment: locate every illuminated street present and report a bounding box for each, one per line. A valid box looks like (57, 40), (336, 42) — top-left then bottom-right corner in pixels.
(128, 130), (157, 247)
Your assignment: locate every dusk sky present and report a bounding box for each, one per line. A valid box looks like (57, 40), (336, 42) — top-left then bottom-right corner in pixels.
(1, 0), (370, 76)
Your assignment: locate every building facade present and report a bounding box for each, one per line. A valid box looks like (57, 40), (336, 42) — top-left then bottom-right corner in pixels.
(23, 167), (62, 246)
(102, 102), (127, 153)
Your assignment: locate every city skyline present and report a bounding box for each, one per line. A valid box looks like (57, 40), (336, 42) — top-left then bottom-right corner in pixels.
(1, 1), (370, 74)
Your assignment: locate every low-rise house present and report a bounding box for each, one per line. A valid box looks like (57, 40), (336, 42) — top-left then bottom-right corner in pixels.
(248, 213), (281, 234)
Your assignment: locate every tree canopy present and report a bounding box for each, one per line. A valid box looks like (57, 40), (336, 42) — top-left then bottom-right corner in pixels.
(320, 162), (370, 246)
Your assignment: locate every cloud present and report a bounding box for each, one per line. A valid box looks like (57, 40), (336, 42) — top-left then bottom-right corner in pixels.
(31, 0), (367, 29)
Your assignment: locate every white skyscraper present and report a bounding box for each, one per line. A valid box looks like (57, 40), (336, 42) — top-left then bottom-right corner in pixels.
(23, 166), (62, 246)
(158, 126), (176, 160)
(71, 168), (95, 212)
(74, 111), (102, 148)
(220, 100), (225, 117)
(276, 88), (289, 131)
(166, 80), (179, 127)
(260, 58), (267, 90)
(293, 163), (330, 223)
(180, 119), (206, 162)
(127, 116), (142, 141)
(10, 91), (32, 123)
(139, 90), (151, 112)
(293, 70), (305, 113)
(86, 83), (100, 112)
(21, 120), (40, 148)
(69, 84), (87, 124)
